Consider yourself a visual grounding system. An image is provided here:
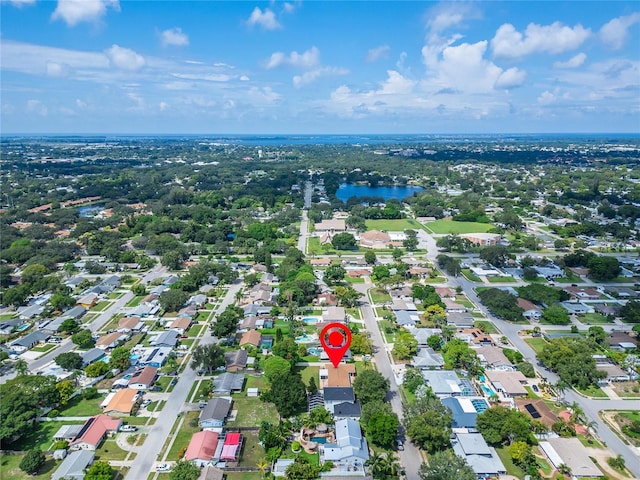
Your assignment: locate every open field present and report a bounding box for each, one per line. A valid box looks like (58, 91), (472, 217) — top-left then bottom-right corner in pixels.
(365, 218), (424, 231)
(425, 220), (494, 234)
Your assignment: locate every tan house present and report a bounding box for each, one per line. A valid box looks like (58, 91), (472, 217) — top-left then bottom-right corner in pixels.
(95, 332), (127, 350)
(168, 317), (193, 335)
(103, 389), (139, 416)
(460, 233), (502, 246)
(315, 219), (346, 232)
(239, 330), (262, 348)
(77, 293), (98, 308)
(319, 363), (356, 389)
(359, 230), (391, 249)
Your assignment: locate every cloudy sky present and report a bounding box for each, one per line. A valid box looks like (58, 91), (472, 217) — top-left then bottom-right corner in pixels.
(1, 1), (639, 134)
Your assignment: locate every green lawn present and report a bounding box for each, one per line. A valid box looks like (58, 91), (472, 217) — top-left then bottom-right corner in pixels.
(346, 307), (361, 320)
(496, 446), (526, 479)
(378, 320), (396, 343)
(487, 275), (516, 283)
(461, 269), (482, 282)
(187, 324), (205, 337)
(369, 288), (391, 304)
(0, 313), (17, 320)
(575, 385), (607, 398)
(167, 411), (200, 460)
(296, 366), (320, 386)
(225, 473), (263, 480)
(91, 301), (112, 312)
(425, 219), (494, 234)
(365, 218), (424, 231)
(474, 321), (499, 334)
(237, 430), (266, 468)
(5, 420), (85, 452)
(95, 438), (131, 462)
(57, 395), (104, 417)
(123, 333), (145, 349)
(581, 313), (612, 324)
(226, 396), (280, 427)
(126, 296), (144, 307)
(31, 343), (56, 353)
(0, 454), (60, 480)
(524, 337), (548, 355)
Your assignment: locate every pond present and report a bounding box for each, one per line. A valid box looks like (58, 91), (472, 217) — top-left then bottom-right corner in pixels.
(336, 183), (424, 202)
(78, 205), (104, 217)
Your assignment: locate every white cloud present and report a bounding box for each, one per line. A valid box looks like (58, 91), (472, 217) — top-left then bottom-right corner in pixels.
(51, 0), (120, 27)
(554, 53), (587, 69)
(161, 27), (189, 47)
(27, 99), (47, 116)
(600, 13), (640, 50)
(282, 2), (296, 14)
(46, 61), (71, 77)
(264, 46), (320, 69)
(76, 99), (88, 109)
(159, 101), (169, 111)
(105, 44), (145, 71)
(293, 66), (349, 89)
(366, 45), (390, 63)
(2, 0), (36, 7)
(495, 67), (526, 89)
(491, 22), (590, 59)
(247, 7), (281, 30)
(240, 75), (250, 81)
(172, 73), (232, 82)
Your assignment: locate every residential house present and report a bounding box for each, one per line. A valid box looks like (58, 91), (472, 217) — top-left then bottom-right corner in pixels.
(167, 317), (192, 335)
(446, 312), (475, 328)
(150, 330), (179, 348)
(475, 346), (512, 370)
(225, 350), (248, 372)
(137, 346), (172, 368)
(563, 286), (600, 301)
(77, 293), (98, 308)
(185, 430), (220, 467)
(319, 363), (356, 389)
(81, 348), (106, 367)
(406, 327), (442, 348)
(485, 370), (528, 397)
(410, 348), (445, 370)
(103, 389), (139, 416)
(188, 294), (207, 307)
(310, 258), (332, 267)
(359, 230), (391, 249)
(42, 316), (74, 334)
(443, 298), (467, 313)
(460, 233), (502, 246)
(199, 398), (232, 429)
(435, 287), (457, 299)
(0, 318), (25, 335)
(212, 373), (245, 395)
(164, 275), (180, 286)
(118, 316), (145, 332)
(559, 301), (594, 315)
(239, 330), (262, 348)
(515, 399), (558, 429)
(52, 450), (95, 480)
(315, 292), (338, 306)
(314, 219), (346, 232)
(17, 304), (45, 320)
(69, 415), (122, 450)
(607, 331), (637, 352)
(441, 397), (490, 429)
(321, 418), (369, 475)
(95, 331), (128, 350)
(323, 387), (361, 420)
(197, 465), (225, 480)
(394, 310), (420, 327)
(451, 432), (507, 478)
(102, 275), (121, 289)
(458, 328), (494, 346)
(421, 370), (467, 397)
(516, 298), (542, 321)
(391, 298), (417, 312)
(11, 331), (50, 353)
(178, 305), (197, 318)
(539, 437), (601, 478)
(594, 304), (620, 317)
(243, 304), (271, 317)
(53, 424), (83, 442)
(323, 306), (346, 323)
(127, 366), (157, 390)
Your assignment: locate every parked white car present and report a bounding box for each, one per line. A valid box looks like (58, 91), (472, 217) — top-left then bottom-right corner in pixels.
(156, 463), (171, 472)
(120, 425), (137, 432)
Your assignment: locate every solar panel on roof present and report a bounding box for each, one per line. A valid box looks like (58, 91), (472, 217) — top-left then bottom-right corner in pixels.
(524, 403), (541, 419)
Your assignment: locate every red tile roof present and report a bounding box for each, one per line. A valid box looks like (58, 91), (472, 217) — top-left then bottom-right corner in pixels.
(71, 415), (121, 448)
(185, 431), (219, 461)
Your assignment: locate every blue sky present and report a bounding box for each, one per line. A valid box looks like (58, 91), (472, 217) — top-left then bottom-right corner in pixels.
(1, 1), (639, 134)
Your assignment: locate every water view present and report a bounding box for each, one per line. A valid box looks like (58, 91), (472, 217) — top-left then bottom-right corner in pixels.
(336, 183), (424, 202)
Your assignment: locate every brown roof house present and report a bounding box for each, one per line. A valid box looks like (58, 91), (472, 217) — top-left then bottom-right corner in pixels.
(359, 230), (391, 249)
(485, 370), (528, 397)
(319, 363), (357, 389)
(225, 350), (248, 372)
(239, 330), (262, 348)
(516, 298), (542, 321)
(127, 366), (157, 390)
(103, 389), (139, 416)
(315, 219), (346, 232)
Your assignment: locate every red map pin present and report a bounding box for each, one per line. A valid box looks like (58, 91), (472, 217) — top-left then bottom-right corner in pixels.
(319, 322), (352, 368)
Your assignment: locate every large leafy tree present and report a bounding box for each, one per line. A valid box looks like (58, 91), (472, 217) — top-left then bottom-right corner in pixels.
(538, 338), (606, 389)
(190, 343), (225, 374)
(441, 339), (482, 376)
(169, 459), (200, 480)
(323, 264), (346, 285)
(211, 305), (243, 338)
(541, 304), (570, 325)
(159, 289), (189, 312)
(419, 451), (476, 480)
(263, 355), (291, 382)
(261, 371), (307, 418)
(366, 412), (399, 449)
(404, 396), (452, 454)
(331, 232), (356, 250)
(333, 285), (362, 307)
(476, 405), (534, 445)
(353, 370), (389, 404)
(72, 329), (95, 348)
(479, 245), (511, 267)
(85, 460), (114, 480)
(19, 449), (45, 474)
(55, 352), (83, 371)
(109, 346), (131, 371)
(621, 300), (640, 323)
(1, 375), (60, 444)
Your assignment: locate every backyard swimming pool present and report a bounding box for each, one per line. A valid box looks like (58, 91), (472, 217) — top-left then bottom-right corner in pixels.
(307, 348), (320, 356)
(311, 437), (327, 444)
(16, 323), (30, 332)
(303, 317), (319, 324)
(481, 385), (496, 397)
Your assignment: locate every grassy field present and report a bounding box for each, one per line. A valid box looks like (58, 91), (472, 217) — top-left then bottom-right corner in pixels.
(369, 288), (391, 304)
(57, 395), (104, 417)
(5, 420), (85, 452)
(0, 455), (60, 480)
(226, 473), (263, 480)
(524, 337), (548, 355)
(167, 411), (200, 459)
(496, 446), (526, 479)
(581, 313), (612, 324)
(91, 301), (112, 312)
(365, 218), (424, 231)
(226, 396), (280, 427)
(575, 385), (607, 398)
(126, 296), (144, 307)
(425, 219), (494, 234)
(237, 430), (265, 468)
(474, 320), (499, 334)
(95, 438), (131, 462)
(487, 275), (516, 283)
(461, 269), (482, 282)
(187, 324), (205, 337)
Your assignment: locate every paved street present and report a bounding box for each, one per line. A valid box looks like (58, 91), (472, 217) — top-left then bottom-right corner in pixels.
(125, 281), (243, 480)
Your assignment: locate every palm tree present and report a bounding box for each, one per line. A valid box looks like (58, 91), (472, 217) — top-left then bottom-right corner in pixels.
(569, 401), (585, 424)
(558, 463), (572, 477)
(256, 457), (270, 479)
(381, 452), (400, 476)
(365, 452), (386, 479)
(584, 420), (598, 440)
(14, 358), (29, 376)
(554, 380), (569, 403)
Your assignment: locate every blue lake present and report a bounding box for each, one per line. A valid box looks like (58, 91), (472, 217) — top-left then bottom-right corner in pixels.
(336, 183), (424, 202)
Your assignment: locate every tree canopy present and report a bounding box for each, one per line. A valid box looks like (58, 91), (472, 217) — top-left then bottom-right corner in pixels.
(353, 370), (389, 404)
(190, 343), (225, 374)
